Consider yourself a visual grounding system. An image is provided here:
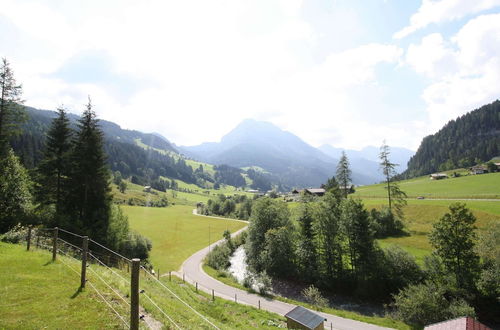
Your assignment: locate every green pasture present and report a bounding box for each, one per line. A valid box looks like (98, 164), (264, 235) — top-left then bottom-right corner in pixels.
(360, 198), (500, 262)
(123, 205), (247, 272)
(1, 242), (284, 329)
(0, 242), (122, 329)
(354, 172), (500, 199)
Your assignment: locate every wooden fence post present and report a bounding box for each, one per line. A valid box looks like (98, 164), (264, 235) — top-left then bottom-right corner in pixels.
(183, 273), (185, 283)
(196, 282), (198, 292)
(169, 271), (171, 281)
(131, 258), (140, 330)
(26, 226), (32, 251)
(81, 236), (88, 288)
(212, 289), (214, 301)
(52, 227), (58, 261)
(157, 269), (160, 280)
(258, 300), (260, 309)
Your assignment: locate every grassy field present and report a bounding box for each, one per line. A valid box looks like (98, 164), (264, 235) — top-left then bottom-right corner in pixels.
(354, 172), (500, 199)
(124, 205), (247, 273)
(0, 242), (123, 329)
(360, 198), (500, 262)
(1, 242), (285, 329)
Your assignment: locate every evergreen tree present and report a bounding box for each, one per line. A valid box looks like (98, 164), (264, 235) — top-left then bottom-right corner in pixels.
(66, 98), (112, 243)
(342, 198), (377, 280)
(0, 148), (32, 232)
(336, 151), (351, 198)
(37, 107), (72, 215)
(429, 203), (480, 290)
(314, 192), (344, 284)
(379, 141), (407, 217)
(0, 58), (24, 156)
(295, 201), (318, 282)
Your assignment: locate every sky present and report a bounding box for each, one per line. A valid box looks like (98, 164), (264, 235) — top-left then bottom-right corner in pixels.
(1, 0), (500, 151)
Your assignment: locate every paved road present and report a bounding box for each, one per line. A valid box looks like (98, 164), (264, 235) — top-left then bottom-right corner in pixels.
(171, 211), (392, 330)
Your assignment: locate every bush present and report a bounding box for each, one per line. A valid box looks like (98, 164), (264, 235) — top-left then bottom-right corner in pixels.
(369, 207), (404, 238)
(380, 245), (423, 294)
(0, 224), (28, 244)
(391, 281), (475, 327)
(119, 231), (152, 260)
(301, 285), (328, 310)
(206, 244), (232, 270)
(256, 271), (272, 295)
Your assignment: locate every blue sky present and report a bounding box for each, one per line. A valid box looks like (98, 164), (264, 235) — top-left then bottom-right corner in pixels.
(1, 0), (500, 150)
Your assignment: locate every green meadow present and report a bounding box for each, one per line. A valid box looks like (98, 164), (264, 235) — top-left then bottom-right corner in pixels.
(354, 172), (500, 199)
(1, 242), (285, 329)
(123, 205), (247, 273)
(361, 198), (500, 262)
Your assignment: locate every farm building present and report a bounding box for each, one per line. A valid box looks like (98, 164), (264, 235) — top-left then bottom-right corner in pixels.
(143, 186), (152, 192)
(430, 173), (448, 180)
(470, 165), (487, 175)
(284, 306), (326, 330)
(424, 316), (491, 330)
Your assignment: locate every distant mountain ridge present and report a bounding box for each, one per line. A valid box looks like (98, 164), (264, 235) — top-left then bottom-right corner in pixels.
(180, 119), (405, 188)
(402, 100), (500, 178)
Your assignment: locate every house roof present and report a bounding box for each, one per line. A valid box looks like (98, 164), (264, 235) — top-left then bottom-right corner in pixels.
(305, 188), (326, 194)
(430, 173), (448, 177)
(284, 306), (326, 329)
(424, 316), (491, 330)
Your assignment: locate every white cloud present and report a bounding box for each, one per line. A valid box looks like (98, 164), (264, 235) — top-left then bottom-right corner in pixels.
(1, 0), (422, 150)
(395, 0), (500, 39)
(407, 13), (500, 130)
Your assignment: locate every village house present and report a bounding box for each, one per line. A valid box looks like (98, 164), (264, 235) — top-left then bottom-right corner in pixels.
(284, 306), (326, 330)
(424, 316), (491, 330)
(470, 165), (487, 175)
(430, 173), (448, 180)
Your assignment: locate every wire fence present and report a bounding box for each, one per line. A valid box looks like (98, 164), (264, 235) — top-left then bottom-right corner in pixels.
(21, 226), (227, 330)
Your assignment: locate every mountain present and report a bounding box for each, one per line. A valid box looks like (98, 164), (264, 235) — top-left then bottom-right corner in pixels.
(402, 100), (500, 178)
(9, 107), (206, 187)
(180, 119), (377, 188)
(318, 145), (415, 182)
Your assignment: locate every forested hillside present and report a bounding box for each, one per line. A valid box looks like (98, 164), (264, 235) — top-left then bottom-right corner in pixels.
(9, 107), (272, 191)
(403, 100), (500, 178)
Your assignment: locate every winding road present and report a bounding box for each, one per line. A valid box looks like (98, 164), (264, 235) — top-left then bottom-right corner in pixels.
(170, 210), (393, 330)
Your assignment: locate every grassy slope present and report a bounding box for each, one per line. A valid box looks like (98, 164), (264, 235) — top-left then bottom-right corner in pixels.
(362, 199), (500, 263)
(124, 205), (247, 272)
(354, 172), (500, 199)
(0, 242), (122, 329)
(1, 242), (285, 329)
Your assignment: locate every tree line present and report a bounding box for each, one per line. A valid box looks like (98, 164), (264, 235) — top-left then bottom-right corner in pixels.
(0, 58), (151, 261)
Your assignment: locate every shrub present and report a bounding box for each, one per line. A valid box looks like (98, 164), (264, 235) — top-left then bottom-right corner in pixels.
(0, 224), (28, 244)
(256, 271), (272, 295)
(301, 285), (328, 310)
(119, 231), (152, 260)
(206, 244), (232, 270)
(391, 281), (475, 327)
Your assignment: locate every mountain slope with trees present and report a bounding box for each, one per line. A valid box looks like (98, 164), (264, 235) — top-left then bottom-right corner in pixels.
(402, 100), (500, 178)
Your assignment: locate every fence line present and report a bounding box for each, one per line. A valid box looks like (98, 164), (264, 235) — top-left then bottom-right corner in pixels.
(141, 292), (181, 329)
(141, 266), (220, 330)
(87, 266), (131, 307)
(88, 252), (131, 285)
(87, 280), (129, 328)
(58, 227), (84, 238)
(89, 238), (132, 263)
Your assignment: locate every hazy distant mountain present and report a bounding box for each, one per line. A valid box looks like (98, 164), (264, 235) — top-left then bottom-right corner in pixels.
(180, 119), (378, 188)
(318, 144), (415, 177)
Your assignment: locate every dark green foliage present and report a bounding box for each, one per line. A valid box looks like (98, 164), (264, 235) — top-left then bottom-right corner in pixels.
(246, 197), (291, 273)
(206, 243), (233, 270)
(246, 168), (272, 192)
(379, 245), (423, 295)
(261, 226), (296, 277)
(0, 148), (32, 232)
(321, 176), (340, 194)
(379, 142), (407, 217)
(0, 58), (25, 156)
(64, 99), (112, 244)
(36, 108), (72, 215)
(200, 194), (253, 220)
(403, 100), (500, 178)
(391, 280), (475, 327)
(119, 231), (152, 260)
(214, 164), (246, 187)
(342, 199), (377, 280)
(295, 202), (318, 282)
(369, 207), (404, 238)
(429, 203), (480, 290)
(314, 192), (344, 284)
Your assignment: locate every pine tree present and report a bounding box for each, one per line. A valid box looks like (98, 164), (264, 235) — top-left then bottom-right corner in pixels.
(0, 58), (24, 156)
(379, 141), (407, 217)
(37, 108), (72, 215)
(296, 201), (318, 282)
(66, 98), (112, 243)
(336, 151), (352, 198)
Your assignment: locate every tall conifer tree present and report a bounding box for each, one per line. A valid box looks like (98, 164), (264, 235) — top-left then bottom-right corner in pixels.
(0, 58), (24, 156)
(37, 107), (72, 216)
(336, 151), (351, 198)
(67, 98), (112, 242)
